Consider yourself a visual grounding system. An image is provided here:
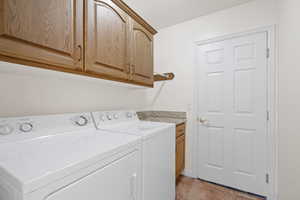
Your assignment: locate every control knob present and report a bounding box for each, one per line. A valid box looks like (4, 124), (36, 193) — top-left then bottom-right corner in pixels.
(75, 116), (89, 126)
(126, 112), (133, 118)
(19, 122), (33, 133)
(0, 124), (13, 135)
(106, 114), (113, 120)
(113, 113), (119, 119)
(99, 114), (106, 121)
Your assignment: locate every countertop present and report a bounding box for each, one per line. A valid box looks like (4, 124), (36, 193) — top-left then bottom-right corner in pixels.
(137, 111), (186, 126)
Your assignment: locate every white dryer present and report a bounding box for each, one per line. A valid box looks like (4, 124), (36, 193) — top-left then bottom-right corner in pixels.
(0, 113), (142, 200)
(92, 111), (176, 200)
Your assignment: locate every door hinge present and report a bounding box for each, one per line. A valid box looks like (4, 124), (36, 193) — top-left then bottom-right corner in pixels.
(266, 48), (270, 58)
(266, 173), (269, 184)
(267, 110), (270, 121)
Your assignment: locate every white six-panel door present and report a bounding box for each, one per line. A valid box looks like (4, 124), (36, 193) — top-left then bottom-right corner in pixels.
(196, 32), (268, 196)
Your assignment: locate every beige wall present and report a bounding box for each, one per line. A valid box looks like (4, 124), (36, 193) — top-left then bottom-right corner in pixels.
(149, 0), (278, 185)
(0, 62), (153, 117)
(278, 0), (300, 199)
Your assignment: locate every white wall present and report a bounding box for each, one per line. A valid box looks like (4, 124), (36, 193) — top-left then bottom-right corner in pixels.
(278, 0), (300, 199)
(0, 62), (153, 117)
(150, 0), (278, 181)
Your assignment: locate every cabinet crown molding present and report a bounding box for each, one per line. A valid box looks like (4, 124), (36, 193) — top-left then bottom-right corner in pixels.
(111, 0), (157, 35)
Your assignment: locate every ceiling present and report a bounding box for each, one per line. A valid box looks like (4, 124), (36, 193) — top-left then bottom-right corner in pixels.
(123, 0), (254, 29)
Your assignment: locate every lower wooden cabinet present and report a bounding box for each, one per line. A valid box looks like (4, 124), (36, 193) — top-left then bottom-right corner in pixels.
(176, 123), (186, 179)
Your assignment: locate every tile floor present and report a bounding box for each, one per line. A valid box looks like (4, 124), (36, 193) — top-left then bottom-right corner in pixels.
(176, 176), (265, 200)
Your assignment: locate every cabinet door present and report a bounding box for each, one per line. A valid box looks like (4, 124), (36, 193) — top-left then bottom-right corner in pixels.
(176, 135), (185, 178)
(130, 19), (154, 86)
(85, 0), (130, 80)
(0, 0), (83, 70)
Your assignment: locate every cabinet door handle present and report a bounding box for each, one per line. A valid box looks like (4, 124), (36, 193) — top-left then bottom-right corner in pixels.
(77, 45), (82, 62)
(125, 63), (131, 74)
(131, 65), (135, 75)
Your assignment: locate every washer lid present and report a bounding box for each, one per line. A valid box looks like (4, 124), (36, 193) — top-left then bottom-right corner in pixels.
(0, 130), (140, 194)
(92, 111), (175, 138)
(99, 120), (175, 138)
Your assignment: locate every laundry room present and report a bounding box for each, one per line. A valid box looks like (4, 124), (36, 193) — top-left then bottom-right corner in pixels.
(0, 0), (299, 200)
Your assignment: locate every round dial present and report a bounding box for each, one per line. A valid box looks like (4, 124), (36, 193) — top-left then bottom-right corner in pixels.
(113, 114), (119, 119)
(126, 112), (133, 118)
(19, 122), (33, 133)
(75, 116), (89, 126)
(106, 114), (113, 120)
(0, 124), (13, 135)
(99, 114), (105, 121)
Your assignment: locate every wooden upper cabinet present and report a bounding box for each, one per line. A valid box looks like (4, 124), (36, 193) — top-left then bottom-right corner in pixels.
(130, 19), (154, 86)
(0, 0), (157, 86)
(0, 0), (84, 71)
(85, 0), (130, 80)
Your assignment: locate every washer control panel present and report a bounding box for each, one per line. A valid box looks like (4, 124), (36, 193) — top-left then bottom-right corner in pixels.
(92, 111), (139, 128)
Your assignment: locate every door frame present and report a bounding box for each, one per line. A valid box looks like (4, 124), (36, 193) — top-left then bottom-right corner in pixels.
(192, 25), (278, 200)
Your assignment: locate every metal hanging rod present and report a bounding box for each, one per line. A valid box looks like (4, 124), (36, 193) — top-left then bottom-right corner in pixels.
(154, 72), (175, 82)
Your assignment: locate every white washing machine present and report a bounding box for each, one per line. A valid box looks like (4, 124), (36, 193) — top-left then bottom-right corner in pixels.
(0, 113), (142, 200)
(92, 111), (176, 200)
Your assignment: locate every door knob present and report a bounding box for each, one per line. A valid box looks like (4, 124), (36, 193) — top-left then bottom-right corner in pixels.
(197, 117), (209, 125)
